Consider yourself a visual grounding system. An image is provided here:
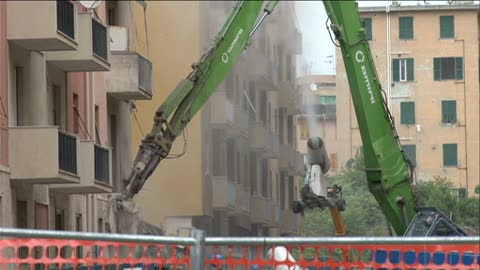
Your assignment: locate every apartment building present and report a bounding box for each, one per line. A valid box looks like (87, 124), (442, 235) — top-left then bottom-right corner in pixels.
(296, 75), (339, 174)
(336, 3), (479, 196)
(1, 1), (153, 231)
(131, 1), (304, 236)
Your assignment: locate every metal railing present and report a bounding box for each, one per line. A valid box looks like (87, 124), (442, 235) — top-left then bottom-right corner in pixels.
(1, 227), (478, 270)
(92, 18), (108, 61)
(57, 0), (75, 40)
(138, 54), (152, 93)
(94, 144), (109, 184)
(58, 131), (77, 174)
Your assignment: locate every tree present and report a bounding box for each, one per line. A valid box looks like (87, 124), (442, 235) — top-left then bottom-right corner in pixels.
(303, 154), (480, 236)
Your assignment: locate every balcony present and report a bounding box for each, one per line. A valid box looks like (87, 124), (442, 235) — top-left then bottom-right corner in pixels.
(240, 189), (250, 213)
(50, 141), (112, 194)
(46, 13), (110, 71)
(212, 176), (238, 211)
(264, 199), (272, 223)
(248, 122), (270, 152)
(208, 93), (235, 127)
(7, 1), (78, 51)
(9, 127), (80, 184)
(229, 105), (249, 138)
(280, 144), (295, 170)
(274, 205), (281, 226)
(299, 104), (336, 120)
(264, 133), (280, 159)
(106, 26), (153, 100)
(250, 195), (265, 223)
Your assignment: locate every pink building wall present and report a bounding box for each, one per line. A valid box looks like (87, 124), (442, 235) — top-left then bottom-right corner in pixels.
(66, 2), (108, 145)
(0, 1), (8, 166)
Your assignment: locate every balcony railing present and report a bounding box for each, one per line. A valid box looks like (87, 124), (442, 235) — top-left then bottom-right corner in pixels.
(275, 206), (281, 224)
(56, 0), (75, 40)
(138, 54), (153, 93)
(228, 181), (236, 206)
(92, 19), (108, 61)
(264, 200), (272, 222)
(58, 131), (77, 174)
(241, 190), (250, 212)
(94, 145), (109, 184)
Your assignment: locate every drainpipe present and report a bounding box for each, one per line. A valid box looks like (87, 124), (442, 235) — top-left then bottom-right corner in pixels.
(454, 38), (468, 192)
(386, 3), (392, 108)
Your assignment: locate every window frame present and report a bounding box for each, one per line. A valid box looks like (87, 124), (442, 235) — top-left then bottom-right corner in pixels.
(400, 101), (415, 125)
(393, 58), (414, 82)
(441, 100), (457, 124)
(440, 15), (455, 39)
(399, 16), (414, 40)
(434, 57), (463, 81)
(442, 143), (458, 167)
(361, 17), (372, 40)
(402, 144), (416, 167)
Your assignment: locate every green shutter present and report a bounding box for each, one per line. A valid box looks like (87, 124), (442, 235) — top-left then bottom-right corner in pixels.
(434, 58), (441, 81)
(401, 102), (415, 125)
(440, 16), (454, 38)
(399, 17), (413, 39)
(455, 57), (463, 80)
(402, 144), (416, 167)
(393, 59), (399, 82)
(362, 18), (372, 40)
(443, 143), (458, 166)
(407, 58), (414, 81)
(442, 100), (457, 124)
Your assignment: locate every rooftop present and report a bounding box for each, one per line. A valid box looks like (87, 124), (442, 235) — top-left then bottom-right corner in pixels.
(359, 3), (479, 13)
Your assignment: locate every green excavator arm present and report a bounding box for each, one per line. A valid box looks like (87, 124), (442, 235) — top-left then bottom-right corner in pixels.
(121, 1), (274, 200)
(323, 1), (416, 235)
(111, 0), (418, 236)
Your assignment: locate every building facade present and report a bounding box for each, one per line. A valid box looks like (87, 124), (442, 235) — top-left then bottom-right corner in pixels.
(296, 75), (339, 174)
(131, 1), (304, 236)
(336, 3), (479, 196)
(1, 1), (152, 231)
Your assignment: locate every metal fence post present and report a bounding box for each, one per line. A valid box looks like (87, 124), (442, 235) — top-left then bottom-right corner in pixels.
(191, 229), (206, 270)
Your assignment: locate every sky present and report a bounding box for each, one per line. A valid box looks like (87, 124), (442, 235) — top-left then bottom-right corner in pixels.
(295, 0), (479, 75)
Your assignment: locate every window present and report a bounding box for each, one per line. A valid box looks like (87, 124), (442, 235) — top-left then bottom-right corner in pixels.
(400, 101), (415, 125)
(261, 159), (268, 198)
(361, 18), (372, 40)
(95, 105), (100, 144)
(250, 152), (257, 195)
(280, 172), (286, 209)
(97, 218), (104, 233)
(399, 17), (413, 39)
(393, 58), (414, 82)
(288, 176), (294, 208)
(279, 108), (285, 144)
(260, 91), (267, 125)
(402, 144), (416, 167)
(319, 96), (336, 105)
(248, 81), (256, 121)
(443, 143), (457, 166)
(226, 74), (234, 100)
(434, 57), (463, 81)
(227, 139), (235, 182)
(287, 115), (293, 144)
(55, 209), (65, 230)
(16, 200), (28, 228)
(440, 16), (454, 38)
(73, 93), (79, 134)
(287, 55), (292, 81)
(442, 100), (457, 124)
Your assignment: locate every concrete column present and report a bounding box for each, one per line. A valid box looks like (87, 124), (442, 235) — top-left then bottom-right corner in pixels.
(24, 51), (47, 126)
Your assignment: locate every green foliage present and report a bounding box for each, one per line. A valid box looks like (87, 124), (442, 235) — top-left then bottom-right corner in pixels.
(415, 176), (480, 234)
(303, 154), (480, 237)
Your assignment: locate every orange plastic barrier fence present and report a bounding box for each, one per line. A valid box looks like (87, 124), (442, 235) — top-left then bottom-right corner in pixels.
(204, 243), (480, 270)
(0, 238), (191, 270)
(1, 237), (479, 270)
